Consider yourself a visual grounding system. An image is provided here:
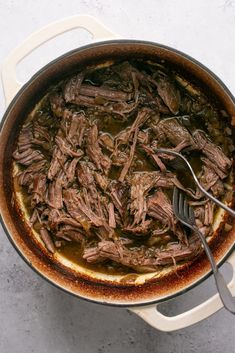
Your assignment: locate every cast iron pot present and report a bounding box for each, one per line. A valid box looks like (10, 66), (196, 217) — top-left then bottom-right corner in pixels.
(0, 15), (235, 332)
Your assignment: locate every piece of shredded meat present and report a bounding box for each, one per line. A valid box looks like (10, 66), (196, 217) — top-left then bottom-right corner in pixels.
(83, 235), (202, 272)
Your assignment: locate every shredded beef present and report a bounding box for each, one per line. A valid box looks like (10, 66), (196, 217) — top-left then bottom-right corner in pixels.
(39, 228), (55, 253)
(56, 225), (85, 242)
(83, 235), (202, 272)
(13, 58), (233, 274)
(147, 190), (187, 244)
(193, 130), (232, 174)
(13, 148), (44, 166)
(87, 124), (112, 175)
(156, 118), (195, 148)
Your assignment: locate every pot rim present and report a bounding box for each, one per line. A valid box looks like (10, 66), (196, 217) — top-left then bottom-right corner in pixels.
(0, 39), (234, 307)
(1, 213), (234, 308)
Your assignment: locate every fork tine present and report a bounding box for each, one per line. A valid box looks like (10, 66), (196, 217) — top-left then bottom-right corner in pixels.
(173, 187), (179, 217)
(178, 191), (184, 219)
(183, 198), (189, 219)
(189, 205), (195, 223)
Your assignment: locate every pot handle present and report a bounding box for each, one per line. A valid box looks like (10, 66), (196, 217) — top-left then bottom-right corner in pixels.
(1, 15), (119, 106)
(130, 250), (235, 332)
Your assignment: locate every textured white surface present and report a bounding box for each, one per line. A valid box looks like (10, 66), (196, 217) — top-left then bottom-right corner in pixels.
(0, 1), (235, 352)
(1, 0), (235, 114)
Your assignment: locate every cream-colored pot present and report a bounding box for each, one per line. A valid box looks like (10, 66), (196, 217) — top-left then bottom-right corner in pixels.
(0, 15), (234, 332)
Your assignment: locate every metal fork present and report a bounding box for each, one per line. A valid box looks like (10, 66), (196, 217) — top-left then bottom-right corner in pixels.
(155, 148), (235, 218)
(173, 187), (235, 314)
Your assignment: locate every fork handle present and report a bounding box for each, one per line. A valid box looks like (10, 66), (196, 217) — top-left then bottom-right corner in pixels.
(192, 226), (235, 314)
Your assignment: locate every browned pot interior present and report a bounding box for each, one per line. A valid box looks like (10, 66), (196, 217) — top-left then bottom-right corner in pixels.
(0, 40), (234, 306)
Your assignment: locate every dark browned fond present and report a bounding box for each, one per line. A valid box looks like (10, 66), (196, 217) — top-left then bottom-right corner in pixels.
(0, 40), (234, 306)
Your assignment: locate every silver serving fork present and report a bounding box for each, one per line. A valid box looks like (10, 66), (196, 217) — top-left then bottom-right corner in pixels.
(173, 187), (235, 314)
(155, 148), (235, 218)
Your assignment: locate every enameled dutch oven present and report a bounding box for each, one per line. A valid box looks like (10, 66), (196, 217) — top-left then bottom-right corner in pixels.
(0, 15), (234, 332)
